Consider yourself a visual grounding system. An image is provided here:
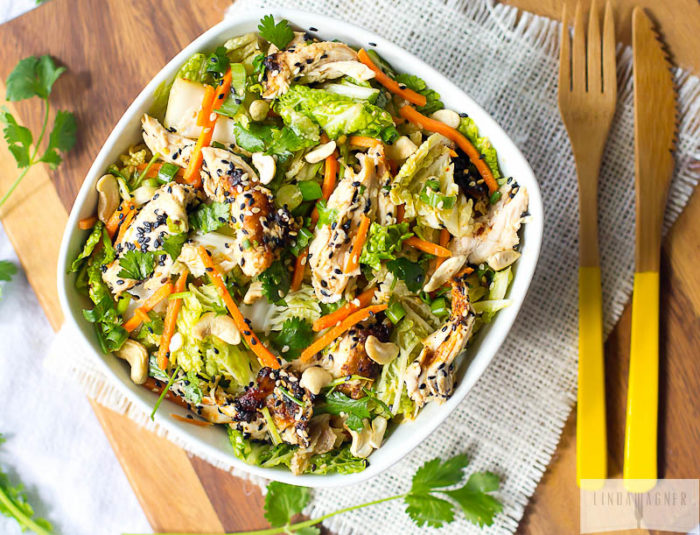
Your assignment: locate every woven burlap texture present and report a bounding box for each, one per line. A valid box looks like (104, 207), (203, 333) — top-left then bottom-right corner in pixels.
(48, 0), (700, 533)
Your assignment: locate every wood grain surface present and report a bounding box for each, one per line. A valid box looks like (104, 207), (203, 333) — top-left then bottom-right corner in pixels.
(0, 1), (697, 533)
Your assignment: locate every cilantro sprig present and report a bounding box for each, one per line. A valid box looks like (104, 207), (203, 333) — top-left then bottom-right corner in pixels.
(258, 15), (295, 50)
(0, 260), (17, 300)
(0, 55), (76, 209)
(0, 434), (54, 535)
(130, 454), (502, 535)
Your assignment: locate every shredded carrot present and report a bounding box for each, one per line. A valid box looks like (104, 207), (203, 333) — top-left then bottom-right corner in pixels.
(114, 207), (137, 246)
(157, 270), (189, 370)
(404, 236), (452, 258)
(357, 49), (427, 107)
(171, 413), (213, 427)
(399, 105), (499, 194)
(197, 246), (280, 369)
(348, 135), (383, 149)
(183, 70), (233, 188)
(448, 148), (458, 158)
(212, 68), (233, 112)
(196, 85), (216, 127)
(435, 228), (451, 269)
(123, 282), (174, 332)
(345, 215), (370, 273)
(313, 286), (377, 332)
(396, 204), (405, 223)
(301, 304), (388, 362)
(392, 115), (406, 125)
(291, 249), (308, 292)
(106, 201), (135, 238)
(78, 216), (98, 230)
(310, 135), (338, 226)
(455, 266), (474, 278)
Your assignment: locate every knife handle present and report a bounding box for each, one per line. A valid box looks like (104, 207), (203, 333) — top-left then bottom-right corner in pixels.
(623, 271), (659, 492)
(577, 266), (607, 488)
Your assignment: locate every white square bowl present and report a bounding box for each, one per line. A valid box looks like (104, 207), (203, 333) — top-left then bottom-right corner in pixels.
(57, 8), (543, 488)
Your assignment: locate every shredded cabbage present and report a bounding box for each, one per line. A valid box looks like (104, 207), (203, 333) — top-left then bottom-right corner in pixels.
(457, 116), (501, 181)
(267, 285), (322, 331)
(391, 134), (474, 236)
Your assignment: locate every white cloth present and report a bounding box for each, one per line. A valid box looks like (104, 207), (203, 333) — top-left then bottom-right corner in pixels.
(0, 225), (151, 535)
(44, 1), (700, 535)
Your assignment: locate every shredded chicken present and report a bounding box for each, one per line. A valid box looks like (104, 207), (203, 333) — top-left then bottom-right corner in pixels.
(451, 183), (529, 264)
(263, 41), (374, 99)
(141, 114), (195, 168)
(102, 182), (196, 296)
(404, 272), (475, 407)
(289, 414), (344, 475)
(308, 148), (382, 303)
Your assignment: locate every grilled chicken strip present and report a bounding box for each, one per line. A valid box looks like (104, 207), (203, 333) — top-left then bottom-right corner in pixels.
(373, 145), (399, 225)
(263, 41), (374, 99)
(308, 149), (381, 303)
(316, 317), (390, 399)
(102, 182), (196, 296)
(141, 114), (195, 168)
(170, 367), (313, 447)
(404, 272), (475, 407)
(200, 146), (258, 200)
(451, 183), (528, 266)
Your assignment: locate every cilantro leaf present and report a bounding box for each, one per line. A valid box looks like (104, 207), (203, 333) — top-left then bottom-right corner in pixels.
(188, 202), (230, 233)
(258, 261), (291, 304)
(39, 109), (77, 169)
(117, 250), (159, 280)
(320, 391), (371, 431)
(5, 55), (65, 101)
(410, 454), (470, 494)
(386, 257), (425, 292)
(258, 15), (295, 50)
(404, 493), (454, 528)
(0, 260), (17, 300)
(395, 73), (444, 115)
(161, 233), (188, 260)
(0, 107), (33, 168)
(445, 471), (503, 527)
(270, 317), (314, 360)
(264, 481), (310, 527)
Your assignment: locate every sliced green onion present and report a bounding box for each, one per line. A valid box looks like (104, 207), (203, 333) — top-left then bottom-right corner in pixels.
(278, 386), (305, 407)
(386, 298), (406, 324)
(430, 297), (449, 317)
(157, 162), (180, 184)
(241, 239), (252, 250)
(134, 152), (160, 189)
(261, 407), (282, 445)
(275, 184), (303, 211)
(230, 63), (247, 96)
(150, 365), (180, 421)
(419, 188), (456, 209)
(489, 191), (502, 205)
(142, 178), (160, 188)
(116, 294), (131, 315)
(298, 180), (323, 201)
(290, 226), (314, 256)
(168, 291), (191, 300)
(425, 178), (440, 190)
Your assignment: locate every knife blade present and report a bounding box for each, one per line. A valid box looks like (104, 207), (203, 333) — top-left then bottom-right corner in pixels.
(624, 7), (677, 492)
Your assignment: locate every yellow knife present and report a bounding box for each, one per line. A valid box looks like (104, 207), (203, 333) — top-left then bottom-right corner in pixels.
(624, 7), (677, 492)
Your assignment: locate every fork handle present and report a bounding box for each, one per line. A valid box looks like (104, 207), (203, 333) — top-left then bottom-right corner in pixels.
(577, 266), (607, 488)
(623, 271), (659, 492)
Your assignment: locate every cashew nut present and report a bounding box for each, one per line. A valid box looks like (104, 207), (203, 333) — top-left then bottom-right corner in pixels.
(115, 339), (149, 384)
(243, 280), (264, 305)
(430, 109), (461, 129)
(249, 99), (270, 121)
(252, 152), (276, 185)
(304, 141), (337, 164)
(348, 416), (387, 458)
(300, 366), (333, 395)
(96, 174), (119, 223)
(423, 255), (467, 292)
(487, 250), (521, 271)
(192, 312), (241, 345)
(131, 185), (158, 207)
(365, 336), (399, 365)
(386, 136), (417, 161)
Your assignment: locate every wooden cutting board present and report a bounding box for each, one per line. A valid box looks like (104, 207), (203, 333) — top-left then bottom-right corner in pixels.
(0, 0), (698, 533)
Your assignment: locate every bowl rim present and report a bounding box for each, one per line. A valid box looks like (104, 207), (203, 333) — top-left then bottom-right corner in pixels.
(57, 7), (544, 488)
